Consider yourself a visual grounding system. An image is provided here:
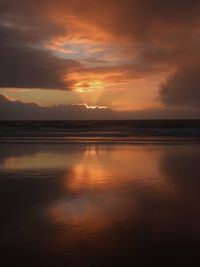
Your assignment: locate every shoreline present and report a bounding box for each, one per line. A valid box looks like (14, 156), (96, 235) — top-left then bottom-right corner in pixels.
(0, 136), (199, 144)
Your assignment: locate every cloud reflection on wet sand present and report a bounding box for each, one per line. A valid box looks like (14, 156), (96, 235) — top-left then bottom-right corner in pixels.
(0, 143), (200, 266)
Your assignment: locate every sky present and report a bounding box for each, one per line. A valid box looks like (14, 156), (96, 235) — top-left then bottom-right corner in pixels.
(0, 0), (200, 119)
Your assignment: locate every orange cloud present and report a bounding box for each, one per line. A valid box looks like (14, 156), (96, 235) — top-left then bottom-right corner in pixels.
(1, 0), (200, 113)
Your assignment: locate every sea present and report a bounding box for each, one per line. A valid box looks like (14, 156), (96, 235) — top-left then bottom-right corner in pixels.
(0, 120), (200, 142)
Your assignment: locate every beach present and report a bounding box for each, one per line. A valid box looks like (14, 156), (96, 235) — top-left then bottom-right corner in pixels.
(1, 133), (200, 266)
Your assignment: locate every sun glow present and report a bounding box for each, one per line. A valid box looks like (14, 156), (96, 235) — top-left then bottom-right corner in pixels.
(65, 71), (107, 106)
(73, 79), (104, 93)
(84, 103), (107, 109)
(74, 103), (107, 109)
(67, 69), (128, 93)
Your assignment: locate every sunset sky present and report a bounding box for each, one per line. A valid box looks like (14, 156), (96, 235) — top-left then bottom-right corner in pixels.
(1, 0), (200, 119)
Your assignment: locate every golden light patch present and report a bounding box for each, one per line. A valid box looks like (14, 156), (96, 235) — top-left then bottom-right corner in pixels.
(67, 72), (103, 93)
(67, 69), (128, 92)
(73, 79), (104, 93)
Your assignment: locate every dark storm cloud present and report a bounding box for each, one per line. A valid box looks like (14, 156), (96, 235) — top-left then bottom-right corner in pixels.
(1, 94), (200, 120)
(160, 62), (200, 107)
(0, 39), (80, 89)
(0, 94), (113, 120)
(0, 46), (80, 90)
(0, 4), (80, 90)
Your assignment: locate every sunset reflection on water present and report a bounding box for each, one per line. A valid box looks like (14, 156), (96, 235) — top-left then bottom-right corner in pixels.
(0, 143), (200, 266)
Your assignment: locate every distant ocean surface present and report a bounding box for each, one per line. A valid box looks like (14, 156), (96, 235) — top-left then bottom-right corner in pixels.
(0, 120), (200, 143)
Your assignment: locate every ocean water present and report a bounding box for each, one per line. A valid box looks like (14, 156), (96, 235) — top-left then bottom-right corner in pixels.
(0, 141), (200, 266)
(0, 120), (200, 142)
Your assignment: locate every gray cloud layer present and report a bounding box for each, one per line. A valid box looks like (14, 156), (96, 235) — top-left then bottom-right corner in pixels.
(0, 94), (112, 120)
(1, 94), (199, 120)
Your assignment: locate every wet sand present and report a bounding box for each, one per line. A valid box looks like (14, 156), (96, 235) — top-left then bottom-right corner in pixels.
(0, 143), (200, 266)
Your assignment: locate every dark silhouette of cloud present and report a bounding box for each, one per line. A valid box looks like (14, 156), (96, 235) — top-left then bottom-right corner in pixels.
(0, 24), (81, 89)
(0, 94), (113, 120)
(0, 44), (81, 90)
(0, 94), (200, 120)
(160, 62), (200, 107)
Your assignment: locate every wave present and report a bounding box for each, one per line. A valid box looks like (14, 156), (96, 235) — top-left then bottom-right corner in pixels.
(0, 120), (200, 142)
